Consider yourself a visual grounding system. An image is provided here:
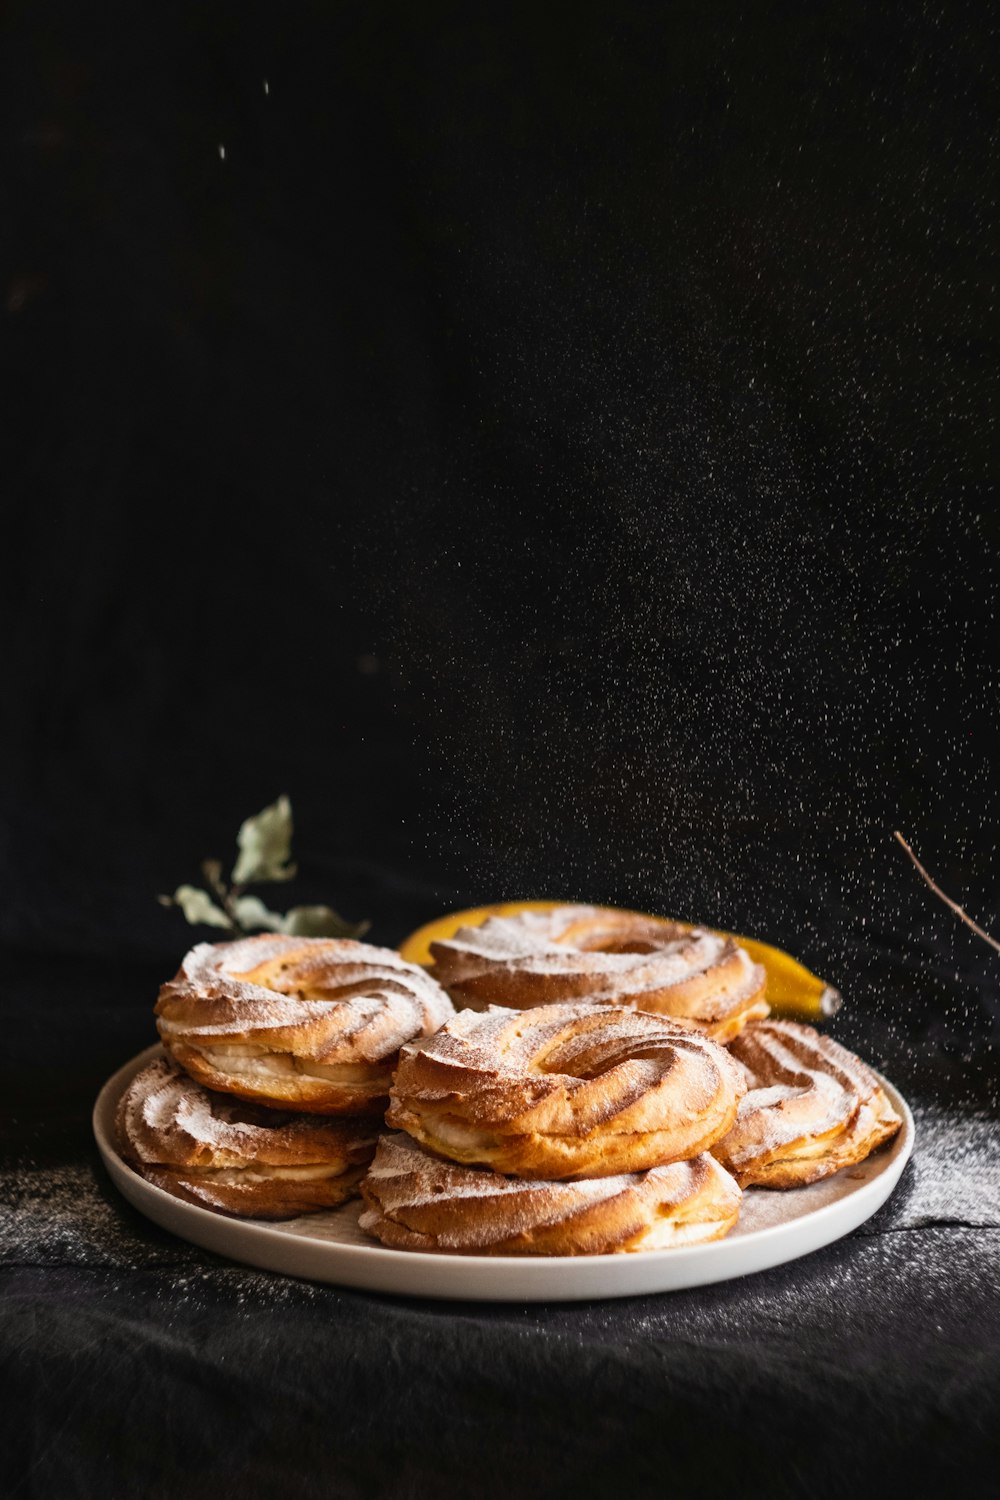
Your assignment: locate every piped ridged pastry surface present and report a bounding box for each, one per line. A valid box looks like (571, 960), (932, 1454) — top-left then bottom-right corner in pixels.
(712, 1020), (903, 1187)
(155, 935), (454, 1114)
(359, 1132), (742, 1255)
(387, 1001), (747, 1179)
(117, 1056), (378, 1217)
(428, 905), (768, 1042)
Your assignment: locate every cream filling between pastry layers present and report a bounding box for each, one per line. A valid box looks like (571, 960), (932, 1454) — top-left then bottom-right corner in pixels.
(739, 1102), (895, 1177)
(421, 1114), (725, 1159)
(632, 1214), (733, 1250)
(420, 1117), (494, 1151)
(189, 1044), (389, 1087)
(722, 1125), (846, 1172)
(187, 1162), (354, 1185)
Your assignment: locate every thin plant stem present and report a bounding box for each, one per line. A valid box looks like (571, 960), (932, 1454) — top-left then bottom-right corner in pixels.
(894, 831), (1000, 956)
(201, 858), (248, 937)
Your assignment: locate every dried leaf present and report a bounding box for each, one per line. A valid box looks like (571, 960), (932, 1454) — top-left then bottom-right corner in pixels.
(231, 894), (286, 933)
(160, 798), (370, 945)
(232, 795), (297, 886)
(282, 904), (370, 939)
(166, 885), (234, 931)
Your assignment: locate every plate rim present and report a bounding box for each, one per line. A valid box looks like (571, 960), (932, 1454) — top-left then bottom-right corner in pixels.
(93, 1042), (915, 1302)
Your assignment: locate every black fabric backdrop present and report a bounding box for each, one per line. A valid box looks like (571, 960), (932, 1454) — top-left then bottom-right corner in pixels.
(2, 3), (999, 1496)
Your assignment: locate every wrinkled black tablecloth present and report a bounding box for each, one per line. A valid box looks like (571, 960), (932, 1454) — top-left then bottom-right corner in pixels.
(4, 906), (999, 1500)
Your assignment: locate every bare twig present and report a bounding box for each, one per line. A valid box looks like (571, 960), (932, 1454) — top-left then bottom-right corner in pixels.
(894, 831), (1000, 956)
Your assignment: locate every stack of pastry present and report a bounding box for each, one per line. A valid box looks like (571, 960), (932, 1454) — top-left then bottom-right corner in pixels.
(361, 900), (905, 1254)
(117, 906), (904, 1250)
(116, 934), (454, 1219)
(359, 1002), (747, 1254)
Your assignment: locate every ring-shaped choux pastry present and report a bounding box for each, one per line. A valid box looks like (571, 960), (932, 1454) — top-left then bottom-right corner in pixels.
(117, 1055), (378, 1218)
(429, 905), (768, 1043)
(386, 1001), (747, 1180)
(155, 935), (454, 1115)
(360, 1131), (742, 1254)
(712, 1020), (903, 1187)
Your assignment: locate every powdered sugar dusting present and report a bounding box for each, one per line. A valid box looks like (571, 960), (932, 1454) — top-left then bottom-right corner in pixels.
(2, 1157), (200, 1271)
(157, 935), (454, 1049)
(356, 1132), (741, 1251)
(118, 1056), (373, 1169)
(716, 1021), (903, 1181)
(431, 907), (765, 1028)
(391, 1002), (744, 1150)
(0, 1156), (330, 1308)
(901, 1104), (999, 1227)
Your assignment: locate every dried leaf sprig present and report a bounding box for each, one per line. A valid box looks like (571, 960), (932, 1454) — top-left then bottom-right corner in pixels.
(159, 796), (370, 940)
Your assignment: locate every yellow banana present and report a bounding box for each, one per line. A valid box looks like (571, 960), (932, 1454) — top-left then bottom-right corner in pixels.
(398, 901), (841, 1023)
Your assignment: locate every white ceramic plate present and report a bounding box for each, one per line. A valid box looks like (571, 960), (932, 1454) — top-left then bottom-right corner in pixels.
(94, 1044), (914, 1303)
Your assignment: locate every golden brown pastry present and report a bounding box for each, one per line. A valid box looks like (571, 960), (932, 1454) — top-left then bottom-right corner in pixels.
(428, 904), (768, 1043)
(116, 1056), (377, 1218)
(386, 1001), (746, 1180)
(712, 1019), (903, 1188)
(155, 935), (454, 1115)
(359, 1132), (742, 1255)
